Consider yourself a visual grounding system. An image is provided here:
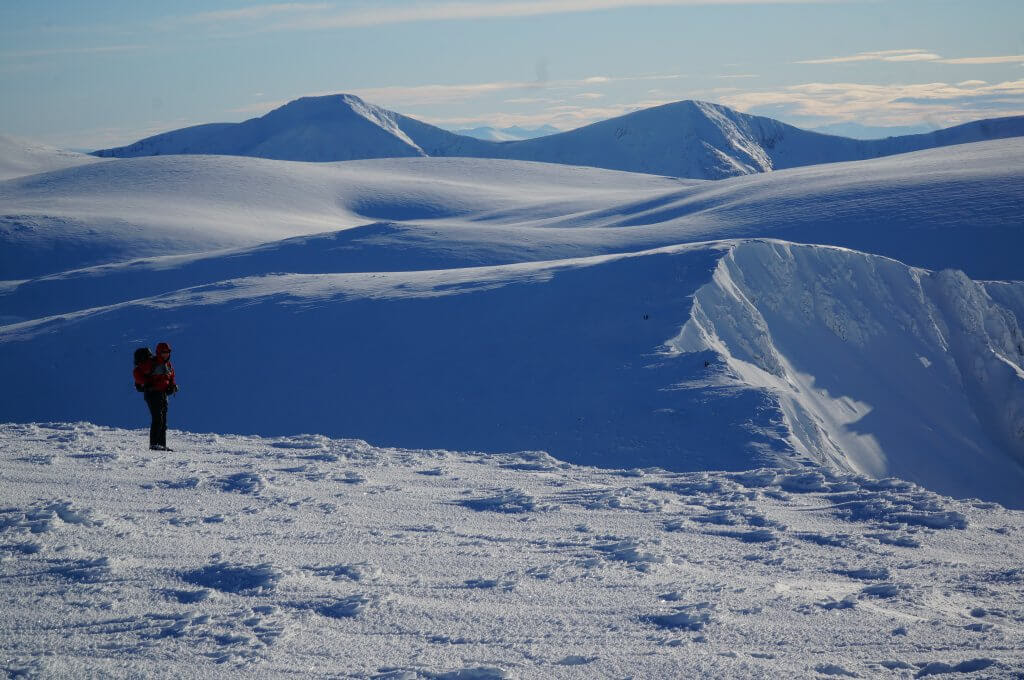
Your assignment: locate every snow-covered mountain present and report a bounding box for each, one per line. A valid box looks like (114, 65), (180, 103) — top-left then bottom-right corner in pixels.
(3, 106), (1024, 677)
(3, 138), (1023, 507)
(91, 94), (494, 163)
(92, 94), (1024, 180)
(450, 124), (561, 141)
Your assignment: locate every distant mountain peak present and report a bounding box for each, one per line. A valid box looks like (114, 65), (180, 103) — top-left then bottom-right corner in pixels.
(93, 94), (1024, 180)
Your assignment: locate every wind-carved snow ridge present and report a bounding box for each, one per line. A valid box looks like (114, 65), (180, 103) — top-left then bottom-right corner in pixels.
(694, 101), (774, 175)
(669, 240), (1024, 507)
(340, 94), (425, 156)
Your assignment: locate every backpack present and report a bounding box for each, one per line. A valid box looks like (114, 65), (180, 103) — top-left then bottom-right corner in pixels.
(134, 347), (153, 392)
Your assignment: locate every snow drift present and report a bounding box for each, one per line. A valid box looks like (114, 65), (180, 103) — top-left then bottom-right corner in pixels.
(2, 239), (1022, 507)
(92, 94), (1024, 180)
(671, 241), (1024, 506)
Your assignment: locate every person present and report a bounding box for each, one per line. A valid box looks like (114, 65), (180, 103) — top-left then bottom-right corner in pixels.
(133, 342), (178, 451)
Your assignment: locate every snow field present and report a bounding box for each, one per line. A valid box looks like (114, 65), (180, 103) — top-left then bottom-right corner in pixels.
(3, 237), (1021, 507)
(2, 422), (1022, 678)
(3, 138), (1023, 282)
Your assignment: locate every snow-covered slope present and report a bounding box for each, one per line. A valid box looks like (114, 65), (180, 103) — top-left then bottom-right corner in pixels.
(2, 422), (1022, 678)
(2, 139), (1022, 508)
(2, 238), (1023, 507)
(92, 94), (1024, 180)
(0, 134), (106, 180)
(0, 155), (680, 279)
(671, 241), (1024, 506)
(5, 138), (1021, 282)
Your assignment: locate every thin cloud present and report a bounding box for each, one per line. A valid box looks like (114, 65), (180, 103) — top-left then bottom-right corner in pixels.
(180, 3), (330, 24)
(797, 49), (939, 64)
(0, 44), (147, 60)
(887, 52), (942, 62)
(940, 55), (1024, 65)
(799, 49), (1024, 66)
(191, 0), (853, 32)
(718, 79), (1024, 126)
(226, 73), (686, 115)
(394, 98), (678, 131)
(227, 81), (537, 115)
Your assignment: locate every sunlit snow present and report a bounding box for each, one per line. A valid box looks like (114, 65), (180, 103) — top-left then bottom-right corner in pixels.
(1, 104), (1023, 677)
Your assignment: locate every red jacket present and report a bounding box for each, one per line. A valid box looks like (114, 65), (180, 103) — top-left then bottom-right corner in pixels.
(134, 356), (176, 393)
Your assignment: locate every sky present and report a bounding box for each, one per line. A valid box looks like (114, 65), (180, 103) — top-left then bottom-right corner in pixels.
(1, 0), (1023, 149)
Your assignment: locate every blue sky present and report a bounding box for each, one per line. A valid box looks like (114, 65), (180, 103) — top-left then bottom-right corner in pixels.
(2, 0), (1023, 148)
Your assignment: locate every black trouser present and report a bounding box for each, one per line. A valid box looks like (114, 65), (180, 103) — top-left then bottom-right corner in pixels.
(144, 391), (168, 447)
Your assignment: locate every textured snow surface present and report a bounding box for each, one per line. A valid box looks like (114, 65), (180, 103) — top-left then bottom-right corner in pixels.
(2, 422), (1022, 679)
(92, 94), (1024, 181)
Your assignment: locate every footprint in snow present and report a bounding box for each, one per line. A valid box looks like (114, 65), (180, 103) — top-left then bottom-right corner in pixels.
(154, 476), (201, 490)
(705, 528), (778, 544)
(815, 663), (859, 677)
(215, 472), (265, 494)
(47, 556), (112, 583)
(0, 500), (96, 534)
(593, 538), (668, 571)
(834, 566), (890, 581)
(645, 602), (715, 631)
(793, 531), (856, 548)
(181, 561), (281, 594)
(315, 594), (374, 619)
(914, 658), (996, 677)
(306, 562), (381, 582)
(456, 489), (546, 514)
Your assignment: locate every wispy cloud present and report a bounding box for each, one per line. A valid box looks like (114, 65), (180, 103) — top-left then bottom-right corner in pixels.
(798, 49), (1024, 65)
(227, 73), (685, 114)
(797, 49), (939, 64)
(175, 0), (850, 33)
(718, 79), (1024, 126)
(417, 99), (675, 131)
(183, 3), (331, 23)
(0, 44), (147, 60)
(941, 55), (1024, 65)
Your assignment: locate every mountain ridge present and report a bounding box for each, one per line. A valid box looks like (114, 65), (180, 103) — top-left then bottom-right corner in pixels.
(92, 93), (1024, 180)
